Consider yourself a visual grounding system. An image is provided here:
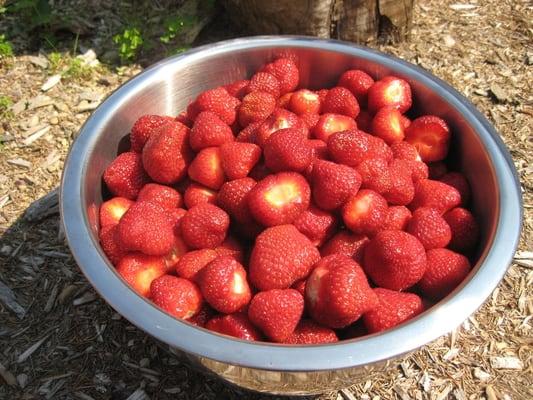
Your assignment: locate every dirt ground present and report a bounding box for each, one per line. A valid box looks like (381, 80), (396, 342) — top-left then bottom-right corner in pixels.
(0, 0), (531, 399)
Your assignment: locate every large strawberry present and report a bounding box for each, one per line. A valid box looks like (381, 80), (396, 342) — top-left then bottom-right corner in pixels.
(150, 275), (203, 320)
(103, 152), (150, 200)
(180, 203), (230, 249)
(311, 159), (361, 211)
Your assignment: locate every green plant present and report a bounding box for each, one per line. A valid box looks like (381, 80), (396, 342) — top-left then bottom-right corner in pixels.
(0, 35), (13, 58)
(160, 15), (196, 44)
(6, 0), (52, 30)
(0, 95), (13, 120)
(113, 27), (143, 64)
(47, 51), (62, 72)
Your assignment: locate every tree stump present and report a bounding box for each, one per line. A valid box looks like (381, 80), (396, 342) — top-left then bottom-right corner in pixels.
(222, 0), (414, 44)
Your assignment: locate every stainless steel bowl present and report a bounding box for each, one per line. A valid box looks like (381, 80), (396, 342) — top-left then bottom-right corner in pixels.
(60, 37), (522, 395)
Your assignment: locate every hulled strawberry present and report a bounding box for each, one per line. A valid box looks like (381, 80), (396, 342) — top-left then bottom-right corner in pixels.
(405, 115), (450, 162)
(255, 108), (304, 147)
(371, 106), (405, 144)
(188, 147), (225, 190)
(261, 58), (299, 94)
(363, 288), (424, 333)
(293, 205), (338, 246)
(367, 76), (412, 114)
(312, 113), (357, 143)
(99, 197), (134, 228)
(180, 203), (230, 249)
(248, 289), (304, 342)
(162, 234), (189, 270)
(383, 205), (412, 231)
(103, 152), (150, 199)
(206, 313), (262, 341)
(183, 183), (217, 209)
(238, 92), (277, 127)
(150, 275), (203, 319)
(443, 207), (479, 252)
(288, 89), (321, 115)
(137, 183), (182, 209)
(283, 320), (339, 344)
(263, 128), (312, 172)
(219, 142), (261, 180)
(406, 207), (452, 250)
(249, 225), (320, 290)
(321, 87), (360, 118)
(311, 159), (361, 210)
(338, 69), (374, 105)
(189, 111), (234, 151)
(410, 179), (461, 214)
(175, 248), (218, 281)
(116, 253), (167, 297)
(189, 87), (240, 125)
(342, 189), (388, 237)
(100, 225), (127, 265)
(246, 72), (281, 97)
(320, 231), (369, 264)
(130, 115), (175, 153)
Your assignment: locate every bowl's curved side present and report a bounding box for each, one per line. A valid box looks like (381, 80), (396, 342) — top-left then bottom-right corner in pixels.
(60, 37), (522, 392)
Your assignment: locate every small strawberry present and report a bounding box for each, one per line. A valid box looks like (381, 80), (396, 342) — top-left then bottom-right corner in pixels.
(224, 80), (250, 99)
(342, 189), (388, 237)
(390, 141), (420, 161)
(103, 152), (150, 200)
(440, 172), (471, 207)
(206, 313), (262, 341)
(238, 92), (277, 127)
(246, 72), (281, 97)
(197, 256), (251, 314)
(183, 183), (217, 209)
(363, 288), (424, 333)
(363, 230), (427, 291)
(320, 231), (369, 264)
(219, 142), (261, 180)
(293, 205), (338, 246)
(311, 159), (361, 210)
(443, 207), (479, 252)
(405, 115), (450, 162)
(137, 183), (182, 209)
(312, 113), (357, 143)
(188, 147), (226, 190)
(116, 253), (167, 297)
(188, 304), (216, 327)
(99, 225), (127, 265)
(255, 108), (303, 147)
(371, 106), (405, 144)
(306, 254), (377, 328)
(180, 203), (230, 249)
(130, 115), (175, 152)
(248, 172), (310, 227)
(142, 120), (193, 184)
(327, 130), (382, 168)
(283, 320), (338, 344)
(249, 225), (320, 290)
(337, 69), (374, 105)
(357, 158), (392, 195)
(117, 201), (175, 256)
(175, 249), (218, 280)
(277, 92), (293, 108)
(189, 111), (234, 151)
(308, 139), (329, 161)
(383, 205), (412, 231)
(236, 120), (261, 143)
(99, 197), (134, 228)
(419, 248), (471, 300)
(248, 289), (304, 342)
(428, 161), (448, 179)
(383, 159), (415, 206)
(189, 87), (240, 125)
(410, 179), (461, 214)
(355, 110), (372, 132)
(367, 76), (412, 114)
(163, 234), (189, 270)
(321, 87), (360, 118)
(261, 58), (299, 94)
(405, 159), (429, 182)
(150, 275), (203, 320)
(263, 128), (313, 173)
(288, 89), (321, 115)
(407, 207), (452, 249)
(299, 112), (320, 130)
(216, 177), (257, 224)
(215, 236), (245, 263)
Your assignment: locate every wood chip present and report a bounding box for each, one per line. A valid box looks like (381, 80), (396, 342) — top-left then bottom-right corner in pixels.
(435, 384), (453, 400)
(22, 125), (51, 146)
(443, 347), (460, 361)
(44, 282), (59, 312)
(490, 356), (523, 369)
(490, 84), (510, 103)
(28, 55), (49, 68)
(443, 35), (456, 47)
(340, 388), (357, 400)
(17, 373), (28, 388)
(7, 158), (32, 169)
(24, 187), (59, 221)
(41, 74), (62, 92)
(73, 291), (97, 306)
(28, 95), (54, 110)
(126, 388), (150, 400)
(486, 385), (498, 400)
(58, 284), (78, 304)
(17, 333), (52, 363)
(0, 279), (26, 319)
(473, 367), (491, 381)
(393, 384), (412, 400)
(449, 4), (477, 10)
(10, 99), (28, 115)
(74, 392), (96, 400)
(0, 360), (17, 386)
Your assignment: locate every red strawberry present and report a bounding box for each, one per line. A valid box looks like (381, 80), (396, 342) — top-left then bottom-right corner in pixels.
(103, 152), (150, 199)
(150, 275), (203, 319)
(308, 139), (329, 161)
(236, 120), (261, 143)
(407, 207), (452, 250)
(283, 320), (338, 344)
(312, 113), (357, 143)
(189, 87), (240, 125)
(217, 177), (256, 224)
(130, 115), (175, 153)
(440, 172), (470, 206)
(328, 130), (382, 167)
(163, 234), (189, 270)
(401, 115), (412, 129)
(142, 121), (193, 184)
(215, 236), (245, 263)
(410, 179), (461, 214)
(357, 158), (392, 195)
(391, 141), (420, 161)
(263, 128), (312, 172)
(293, 205), (338, 246)
(197, 256), (251, 314)
(219, 142), (261, 180)
(189, 111), (234, 151)
(188, 147), (225, 190)
(99, 225), (127, 265)
(175, 249), (218, 280)
(183, 183), (217, 209)
(383, 205), (412, 231)
(248, 162), (271, 181)
(299, 112), (320, 130)
(175, 111), (192, 128)
(371, 106), (405, 144)
(277, 92), (293, 108)
(342, 189), (388, 237)
(383, 159), (415, 205)
(367, 76), (412, 114)
(137, 183), (182, 209)
(338, 69), (374, 105)
(306, 254), (377, 328)
(405, 115), (450, 162)
(288, 89), (321, 115)
(321, 86), (360, 118)
(428, 161), (448, 179)
(167, 207), (187, 231)
(311, 159), (361, 210)
(261, 58), (299, 94)
(249, 225), (320, 290)
(443, 207), (479, 252)
(363, 230), (427, 291)
(320, 231), (369, 264)
(248, 289), (304, 342)
(238, 92), (276, 127)
(246, 72), (281, 97)
(255, 108), (303, 147)
(224, 79), (250, 99)
(248, 172), (310, 227)
(116, 253), (167, 297)
(99, 197), (134, 228)
(355, 110), (372, 132)
(291, 279), (307, 297)
(188, 304), (216, 327)
(405, 159), (429, 182)
(363, 288), (424, 333)
(206, 313), (262, 341)
(180, 203), (230, 249)
(117, 201), (175, 256)
(419, 248), (471, 300)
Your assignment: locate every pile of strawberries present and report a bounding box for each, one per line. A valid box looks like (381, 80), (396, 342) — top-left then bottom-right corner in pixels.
(99, 57), (480, 344)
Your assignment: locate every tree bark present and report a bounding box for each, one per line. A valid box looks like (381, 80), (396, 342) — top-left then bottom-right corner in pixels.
(222, 0), (414, 44)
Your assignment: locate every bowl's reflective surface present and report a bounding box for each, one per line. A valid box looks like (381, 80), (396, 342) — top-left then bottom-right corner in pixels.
(60, 37), (522, 395)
